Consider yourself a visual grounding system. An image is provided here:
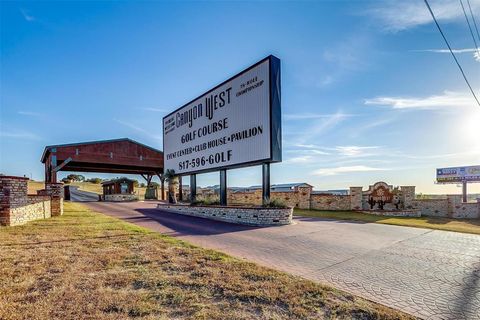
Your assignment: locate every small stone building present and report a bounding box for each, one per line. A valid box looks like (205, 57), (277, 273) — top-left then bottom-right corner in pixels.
(101, 178), (138, 201)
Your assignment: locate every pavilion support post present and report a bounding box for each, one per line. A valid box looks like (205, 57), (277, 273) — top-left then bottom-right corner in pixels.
(50, 149), (57, 184)
(190, 174), (197, 203)
(262, 163), (271, 205)
(220, 169), (227, 206)
(157, 174), (165, 201)
(161, 180), (165, 200)
(462, 181), (468, 203)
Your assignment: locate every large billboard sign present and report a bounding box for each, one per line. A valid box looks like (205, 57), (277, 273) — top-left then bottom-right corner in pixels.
(163, 56), (281, 175)
(436, 165), (480, 183)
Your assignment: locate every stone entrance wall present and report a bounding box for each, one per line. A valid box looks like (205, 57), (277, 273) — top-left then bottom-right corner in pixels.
(411, 199), (449, 217)
(310, 194), (350, 211)
(158, 203), (293, 226)
(104, 194), (138, 202)
(223, 181), (480, 219)
(227, 187), (312, 209)
(0, 176), (64, 226)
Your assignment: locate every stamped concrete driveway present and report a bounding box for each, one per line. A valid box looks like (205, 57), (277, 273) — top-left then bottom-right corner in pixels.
(84, 201), (480, 320)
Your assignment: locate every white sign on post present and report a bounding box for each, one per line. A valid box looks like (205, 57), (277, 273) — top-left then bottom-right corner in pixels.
(436, 165), (480, 183)
(163, 56), (281, 175)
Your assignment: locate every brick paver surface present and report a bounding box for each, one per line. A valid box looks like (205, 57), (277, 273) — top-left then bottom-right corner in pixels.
(84, 201), (480, 320)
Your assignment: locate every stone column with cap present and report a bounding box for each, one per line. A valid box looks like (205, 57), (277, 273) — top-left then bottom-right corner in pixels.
(400, 186), (415, 209)
(349, 187), (363, 210)
(45, 182), (64, 216)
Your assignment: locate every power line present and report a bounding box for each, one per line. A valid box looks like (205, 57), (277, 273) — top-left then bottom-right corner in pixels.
(466, 0), (480, 43)
(423, 0), (480, 108)
(460, 0), (479, 55)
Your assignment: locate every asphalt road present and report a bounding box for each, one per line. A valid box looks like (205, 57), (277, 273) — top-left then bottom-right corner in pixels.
(83, 201), (480, 320)
(69, 186), (100, 202)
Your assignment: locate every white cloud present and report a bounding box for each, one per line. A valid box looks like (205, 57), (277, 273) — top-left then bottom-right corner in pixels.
(284, 113), (355, 121)
(284, 155), (316, 164)
(286, 147), (330, 155)
(283, 145), (384, 167)
(0, 131), (42, 140)
(414, 48), (480, 62)
(308, 112), (350, 135)
(287, 144), (382, 158)
(350, 116), (398, 138)
(416, 48), (477, 54)
(287, 111), (352, 145)
(114, 118), (148, 134)
(335, 146), (380, 157)
(364, 91), (475, 110)
(18, 111), (42, 117)
(141, 107), (169, 112)
(313, 165), (388, 176)
(367, 0), (480, 32)
(20, 9), (35, 22)
(114, 118), (163, 141)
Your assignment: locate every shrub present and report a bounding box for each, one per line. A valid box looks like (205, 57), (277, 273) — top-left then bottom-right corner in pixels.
(262, 198), (288, 208)
(191, 195), (220, 206)
(86, 178), (103, 184)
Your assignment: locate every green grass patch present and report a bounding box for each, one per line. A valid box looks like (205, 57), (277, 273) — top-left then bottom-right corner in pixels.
(294, 209), (480, 235)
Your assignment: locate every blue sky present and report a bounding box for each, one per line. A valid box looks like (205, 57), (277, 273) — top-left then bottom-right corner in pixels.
(1, 0), (479, 193)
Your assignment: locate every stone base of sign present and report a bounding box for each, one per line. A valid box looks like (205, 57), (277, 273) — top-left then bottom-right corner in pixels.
(359, 210), (421, 217)
(157, 204), (293, 226)
(103, 194), (138, 202)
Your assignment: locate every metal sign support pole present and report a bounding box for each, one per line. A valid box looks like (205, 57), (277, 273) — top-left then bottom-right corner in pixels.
(190, 174), (197, 203)
(220, 169), (227, 206)
(262, 163), (271, 205)
(462, 181), (467, 203)
(178, 177), (183, 202)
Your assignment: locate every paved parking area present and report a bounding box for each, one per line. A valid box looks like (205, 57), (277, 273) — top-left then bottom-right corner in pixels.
(84, 201), (480, 320)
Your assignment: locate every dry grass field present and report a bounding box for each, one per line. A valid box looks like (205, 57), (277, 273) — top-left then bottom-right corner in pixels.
(27, 180), (46, 194)
(28, 180), (148, 199)
(0, 202), (413, 320)
(294, 209), (480, 235)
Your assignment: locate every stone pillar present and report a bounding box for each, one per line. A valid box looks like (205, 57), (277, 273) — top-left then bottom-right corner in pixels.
(400, 186), (415, 209)
(0, 176), (29, 226)
(349, 187), (363, 210)
(447, 194), (462, 218)
(46, 183), (64, 216)
(297, 186), (312, 209)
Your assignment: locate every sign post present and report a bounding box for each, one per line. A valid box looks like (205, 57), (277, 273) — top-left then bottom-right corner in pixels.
(190, 174), (197, 203)
(262, 163), (270, 205)
(178, 178), (183, 201)
(220, 169), (227, 206)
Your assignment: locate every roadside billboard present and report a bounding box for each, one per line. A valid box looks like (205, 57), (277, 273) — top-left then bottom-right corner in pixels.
(436, 165), (480, 183)
(163, 55), (281, 175)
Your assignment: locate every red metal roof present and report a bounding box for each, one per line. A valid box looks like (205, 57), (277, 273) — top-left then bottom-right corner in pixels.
(41, 138), (163, 175)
